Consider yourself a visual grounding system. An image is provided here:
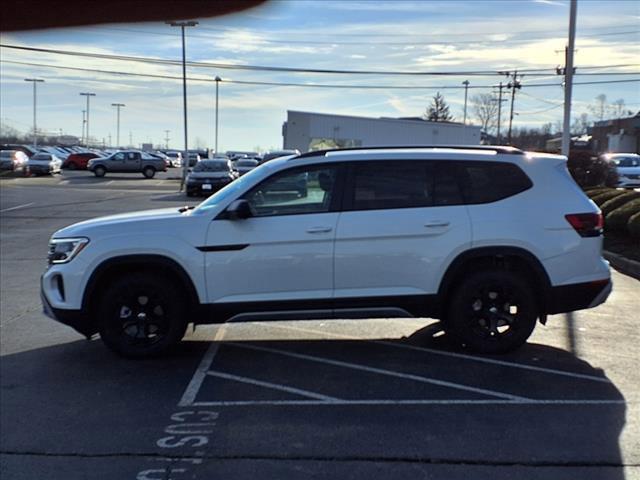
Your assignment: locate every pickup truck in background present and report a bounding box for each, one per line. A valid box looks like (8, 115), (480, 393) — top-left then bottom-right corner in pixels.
(87, 150), (167, 178)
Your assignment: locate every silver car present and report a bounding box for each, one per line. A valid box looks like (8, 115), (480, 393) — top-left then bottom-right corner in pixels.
(0, 150), (29, 174)
(27, 152), (62, 175)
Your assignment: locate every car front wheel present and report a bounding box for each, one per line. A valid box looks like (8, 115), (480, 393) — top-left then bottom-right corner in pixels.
(98, 273), (188, 358)
(445, 270), (537, 354)
(94, 166), (106, 177)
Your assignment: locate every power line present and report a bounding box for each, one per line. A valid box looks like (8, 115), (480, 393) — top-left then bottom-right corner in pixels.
(2, 59), (639, 90)
(5, 43), (637, 77)
(87, 26), (639, 47)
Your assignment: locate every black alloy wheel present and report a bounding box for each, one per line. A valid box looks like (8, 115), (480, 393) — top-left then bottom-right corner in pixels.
(98, 273), (187, 358)
(446, 270), (537, 354)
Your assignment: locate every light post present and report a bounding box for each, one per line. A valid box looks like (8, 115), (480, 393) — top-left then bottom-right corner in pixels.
(111, 103), (125, 148)
(24, 78), (44, 147)
(166, 20), (198, 191)
(462, 80), (469, 125)
(215, 76), (221, 154)
(80, 92), (96, 147)
(81, 109), (86, 145)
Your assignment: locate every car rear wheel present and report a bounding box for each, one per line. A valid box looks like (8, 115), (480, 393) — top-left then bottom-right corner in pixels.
(143, 166), (156, 179)
(94, 166), (106, 177)
(98, 273), (188, 358)
(67, 162), (77, 170)
(445, 270), (537, 354)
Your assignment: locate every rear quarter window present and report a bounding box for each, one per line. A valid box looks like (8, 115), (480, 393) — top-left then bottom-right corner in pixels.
(457, 161), (532, 204)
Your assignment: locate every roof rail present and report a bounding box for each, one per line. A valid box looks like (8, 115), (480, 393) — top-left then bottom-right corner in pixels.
(293, 145), (524, 159)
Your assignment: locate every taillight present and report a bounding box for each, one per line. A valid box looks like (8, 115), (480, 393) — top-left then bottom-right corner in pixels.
(565, 213), (603, 237)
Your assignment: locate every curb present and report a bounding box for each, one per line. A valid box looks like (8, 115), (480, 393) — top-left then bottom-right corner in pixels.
(603, 250), (640, 280)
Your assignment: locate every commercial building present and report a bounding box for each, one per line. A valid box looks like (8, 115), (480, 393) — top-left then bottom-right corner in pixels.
(590, 113), (640, 153)
(282, 110), (481, 152)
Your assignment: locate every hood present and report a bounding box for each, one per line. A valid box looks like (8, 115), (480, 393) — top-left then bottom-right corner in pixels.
(53, 207), (185, 238)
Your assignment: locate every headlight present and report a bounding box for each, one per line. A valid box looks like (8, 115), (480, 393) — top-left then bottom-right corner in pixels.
(48, 237), (89, 264)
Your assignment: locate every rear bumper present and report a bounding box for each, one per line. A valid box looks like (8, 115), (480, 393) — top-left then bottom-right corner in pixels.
(547, 278), (612, 314)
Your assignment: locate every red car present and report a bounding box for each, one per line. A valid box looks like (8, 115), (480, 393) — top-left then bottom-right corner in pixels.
(63, 152), (100, 170)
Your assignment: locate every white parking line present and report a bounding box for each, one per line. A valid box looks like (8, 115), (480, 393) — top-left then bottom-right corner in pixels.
(0, 202), (35, 213)
(228, 342), (530, 401)
(254, 322), (612, 384)
(192, 399), (628, 407)
(178, 325), (227, 407)
(207, 370), (340, 401)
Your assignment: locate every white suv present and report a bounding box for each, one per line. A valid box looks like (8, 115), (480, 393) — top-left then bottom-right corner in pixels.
(41, 146), (612, 357)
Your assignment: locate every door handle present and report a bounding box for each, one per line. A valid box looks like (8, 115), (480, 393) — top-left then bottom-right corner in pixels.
(306, 226), (333, 233)
(424, 221), (450, 228)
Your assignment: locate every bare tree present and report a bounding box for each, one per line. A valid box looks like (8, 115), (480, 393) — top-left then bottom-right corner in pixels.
(589, 94), (607, 121)
(612, 99), (626, 118)
(471, 93), (498, 134)
(424, 92), (454, 122)
(571, 113), (590, 135)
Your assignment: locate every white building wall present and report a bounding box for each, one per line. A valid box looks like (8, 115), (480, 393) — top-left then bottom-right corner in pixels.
(284, 110), (481, 152)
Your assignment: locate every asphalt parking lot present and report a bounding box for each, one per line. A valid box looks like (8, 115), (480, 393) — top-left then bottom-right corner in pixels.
(1, 171), (639, 479)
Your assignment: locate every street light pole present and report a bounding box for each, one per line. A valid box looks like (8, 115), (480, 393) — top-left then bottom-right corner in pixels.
(81, 109), (86, 145)
(24, 78), (44, 147)
(215, 76), (221, 154)
(166, 20), (198, 191)
(462, 80), (469, 125)
(80, 92), (96, 147)
(111, 103), (125, 148)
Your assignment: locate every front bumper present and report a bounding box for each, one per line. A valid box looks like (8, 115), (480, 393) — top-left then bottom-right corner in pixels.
(41, 278), (95, 337)
(547, 278), (612, 314)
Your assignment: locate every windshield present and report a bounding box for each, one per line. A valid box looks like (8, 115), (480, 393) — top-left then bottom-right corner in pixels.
(193, 161), (230, 172)
(192, 162), (274, 215)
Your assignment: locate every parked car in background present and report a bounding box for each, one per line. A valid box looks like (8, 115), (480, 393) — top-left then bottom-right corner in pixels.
(39, 146), (70, 161)
(63, 152), (100, 170)
(186, 158), (236, 196)
(0, 144), (37, 158)
(27, 152), (63, 175)
(261, 149), (300, 163)
(165, 151), (182, 167)
(602, 153), (640, 188)
(187, 152), (201, 167)
(87, 150), (167, 178)
(234, 158), (259, 176)
(0, 150), (29, 174)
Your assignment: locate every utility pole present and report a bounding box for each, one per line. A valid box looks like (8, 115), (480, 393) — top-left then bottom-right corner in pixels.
(166, 19), (199, 191)
(111, 103), (125, 148)
(164, 130), (170, 149)
(214, 76), (221, 154)
(462, 80), (470, 125)
(108, 133), (112, 147)
(506, 71), (522, 145)
(79, 92), (96, 147)
(24, 78), (44, 147)
(561, 0), (578, 157)
(129, 131), (133, 147)
(81, 110), (86, 145)
(494, 82), (507, 144)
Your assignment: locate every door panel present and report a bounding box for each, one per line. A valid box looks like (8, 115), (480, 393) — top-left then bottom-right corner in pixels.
(204, 163), (343, 304)
(334, 160), (472, 299)
(204, 213), (338, 303)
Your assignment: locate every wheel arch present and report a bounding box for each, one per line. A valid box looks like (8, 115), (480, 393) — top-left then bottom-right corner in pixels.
(437, 246), (552, 319)
(82, 254), (200, 318)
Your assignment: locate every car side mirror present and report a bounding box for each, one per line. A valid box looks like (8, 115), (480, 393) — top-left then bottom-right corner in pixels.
(226, 199), (252, 220)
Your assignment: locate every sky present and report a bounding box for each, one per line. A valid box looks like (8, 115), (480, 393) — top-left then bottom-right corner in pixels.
(0, 0), (639, 152)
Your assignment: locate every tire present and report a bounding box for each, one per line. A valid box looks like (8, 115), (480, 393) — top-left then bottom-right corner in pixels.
(67, 162), (77, 170)
(94, 166), (106, 177)
(98, 273), (188, 358)
(143, 166), (156, 179)
(445, 270), (537, 354)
